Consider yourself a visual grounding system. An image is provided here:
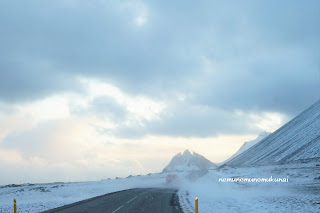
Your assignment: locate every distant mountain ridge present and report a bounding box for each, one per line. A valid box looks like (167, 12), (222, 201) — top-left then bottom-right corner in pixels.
(223, 131), (271, 163)
(224, 99), (320, 167)
(163, 150), (216, 173)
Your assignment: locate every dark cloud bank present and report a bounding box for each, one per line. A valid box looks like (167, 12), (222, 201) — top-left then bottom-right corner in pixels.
(0, 0), (319, 137)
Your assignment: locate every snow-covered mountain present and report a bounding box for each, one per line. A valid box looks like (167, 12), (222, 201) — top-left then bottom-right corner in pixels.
(223, 131), (271, 163)
(163, 150), (216, 173)
(224, 99), (320, 167)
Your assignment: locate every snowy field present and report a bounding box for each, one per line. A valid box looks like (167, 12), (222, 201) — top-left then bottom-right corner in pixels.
(0, 173), (168, 213)
(179, 162), (320, 213)
(1, 162), (319, 213)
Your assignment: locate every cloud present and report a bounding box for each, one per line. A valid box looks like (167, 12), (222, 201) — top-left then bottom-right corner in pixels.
(112, 101), (289, 138)
(0, 0), (198, 100)
(0, 119), (87, 162)
(192, 51), (320, 116)
(0, 66), (81, 103)
(0, 0), (319, 113)
(73, 96), (128, 122)
(0, 0), (320, 184)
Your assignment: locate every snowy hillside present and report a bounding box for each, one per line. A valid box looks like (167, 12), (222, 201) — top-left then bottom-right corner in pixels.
(225, 99), (320, 167)
(162, 150), (216, 173)
(223, 131), (270, 163)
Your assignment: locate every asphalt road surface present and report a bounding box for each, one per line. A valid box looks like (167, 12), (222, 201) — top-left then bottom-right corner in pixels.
(42, 188), (183, 213)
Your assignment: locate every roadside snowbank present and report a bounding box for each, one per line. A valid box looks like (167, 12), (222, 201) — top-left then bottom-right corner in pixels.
(179, 163), (319, 213)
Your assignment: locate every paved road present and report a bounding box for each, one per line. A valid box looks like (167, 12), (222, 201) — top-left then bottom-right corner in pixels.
(42, 188), (183, 213)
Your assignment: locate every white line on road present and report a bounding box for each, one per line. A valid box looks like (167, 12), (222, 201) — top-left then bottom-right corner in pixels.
(111, 205), (124, 213)
(126, 196), (137, 204)
(139, 192), (147, 196)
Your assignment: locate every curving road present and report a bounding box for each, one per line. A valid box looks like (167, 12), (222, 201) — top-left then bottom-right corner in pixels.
(42, 188), (183, 213)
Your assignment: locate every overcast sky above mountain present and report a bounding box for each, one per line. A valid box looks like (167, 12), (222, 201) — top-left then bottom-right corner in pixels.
(0, 0), (319, 184)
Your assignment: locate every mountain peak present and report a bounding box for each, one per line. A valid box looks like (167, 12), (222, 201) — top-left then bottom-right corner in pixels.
(162, 150), (216, 173)
(183, 149), (192, 156)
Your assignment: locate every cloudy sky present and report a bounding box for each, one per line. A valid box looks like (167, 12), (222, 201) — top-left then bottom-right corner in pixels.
(0, 0), (319, 184)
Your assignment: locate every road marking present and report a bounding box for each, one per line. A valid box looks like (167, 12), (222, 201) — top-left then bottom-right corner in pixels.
(112, 191), (146, 212)
(111, 205), (123, 213)
(139, 192), (147, 196)
(126, 196), (137, 204)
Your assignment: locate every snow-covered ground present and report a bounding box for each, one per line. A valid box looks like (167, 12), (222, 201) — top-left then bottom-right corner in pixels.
(1, 163), (319, 213)
(179, 162), (320, 213)
(0, 173), (168, 213)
